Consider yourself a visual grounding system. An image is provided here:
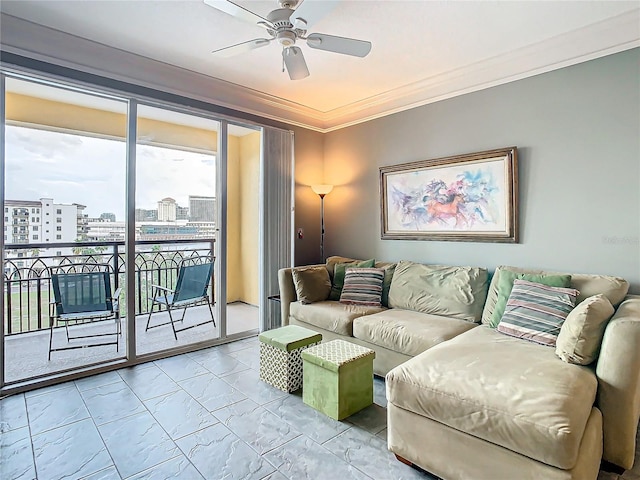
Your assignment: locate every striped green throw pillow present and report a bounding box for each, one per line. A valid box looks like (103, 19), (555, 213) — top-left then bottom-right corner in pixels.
(497, 279), (579, 346)
(329, 259), (375, 300)
(340, 268), (385, 306)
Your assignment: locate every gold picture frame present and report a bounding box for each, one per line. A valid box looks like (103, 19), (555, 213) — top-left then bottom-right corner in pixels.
(380, 147), (518, 243)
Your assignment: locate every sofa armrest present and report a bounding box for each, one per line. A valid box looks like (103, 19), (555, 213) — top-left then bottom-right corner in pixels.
(596, 295), (640, 469)
(277, 264), (326, 326)
(278, 268), (297, 326)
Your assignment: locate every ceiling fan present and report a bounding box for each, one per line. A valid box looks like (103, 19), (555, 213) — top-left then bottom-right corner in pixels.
(203, 0), (372, 80)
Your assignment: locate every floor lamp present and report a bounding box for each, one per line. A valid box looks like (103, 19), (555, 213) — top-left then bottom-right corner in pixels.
(311, 184), (333, 262)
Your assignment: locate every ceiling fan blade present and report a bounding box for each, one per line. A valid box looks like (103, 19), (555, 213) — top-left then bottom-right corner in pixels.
(289, 0), (340, 30)
(283, 47), (309, 80)
(203, 0), (272, 28)
(306, 33), (371, 57)
(212, 38), (272, 58)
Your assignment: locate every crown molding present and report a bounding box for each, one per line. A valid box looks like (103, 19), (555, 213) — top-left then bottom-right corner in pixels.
(318, 9), (640, 132)
(1, 10), (638, 133)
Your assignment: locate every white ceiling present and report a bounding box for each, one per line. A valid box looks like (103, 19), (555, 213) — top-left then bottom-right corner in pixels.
(1, 0), (639, 131)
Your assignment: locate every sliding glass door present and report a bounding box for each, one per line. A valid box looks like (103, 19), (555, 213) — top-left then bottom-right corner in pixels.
(2, 76), (128, 383)
(134, 104), (220, 356)
(0, 69), (284, 394)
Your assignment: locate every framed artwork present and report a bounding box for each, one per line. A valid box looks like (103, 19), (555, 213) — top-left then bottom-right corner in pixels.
(380, 147), (518, 243)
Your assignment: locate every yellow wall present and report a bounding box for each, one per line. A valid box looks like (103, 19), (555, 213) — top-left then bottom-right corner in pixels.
(239, 132), (261, 305)
(226, 135), (242, 302)
(137, 117), (217, 153)
(6, 92), (127, 138)
(6, 93), (218, 152)
(225, 132), (260, 306)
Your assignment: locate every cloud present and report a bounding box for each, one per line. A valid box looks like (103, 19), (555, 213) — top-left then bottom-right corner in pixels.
(6, 125), (216, 219)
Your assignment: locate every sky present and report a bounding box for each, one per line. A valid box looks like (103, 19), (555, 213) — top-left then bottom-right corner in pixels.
(5, 125), (216, 220)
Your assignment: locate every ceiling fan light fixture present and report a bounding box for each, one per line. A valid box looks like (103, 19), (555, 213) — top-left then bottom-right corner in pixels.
(276, 30), (297, 47)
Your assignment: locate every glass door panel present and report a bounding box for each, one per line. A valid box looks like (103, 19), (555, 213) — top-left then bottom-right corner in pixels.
(3, 77), (128, 383)
(135, 104), (220, 356)
(226, 124), (261, 336)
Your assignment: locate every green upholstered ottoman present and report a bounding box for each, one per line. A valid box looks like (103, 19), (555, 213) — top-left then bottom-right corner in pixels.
(259, 325), (322, 393)
(301, 339), (375, 420)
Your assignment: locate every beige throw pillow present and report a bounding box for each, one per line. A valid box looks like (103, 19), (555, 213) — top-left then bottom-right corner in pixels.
(388, 261), (488, 323)
(292, 266), (331, 304)
(555, 294), (615, 365)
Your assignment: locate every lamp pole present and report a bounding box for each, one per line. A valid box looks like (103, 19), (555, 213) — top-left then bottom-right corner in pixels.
(319, 193), (326, 262)
(311, 184), (333, 263)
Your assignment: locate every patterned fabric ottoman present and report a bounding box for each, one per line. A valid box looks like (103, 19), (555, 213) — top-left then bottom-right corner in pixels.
(301, 339), (375, 420)
(259, 325), (322, 393)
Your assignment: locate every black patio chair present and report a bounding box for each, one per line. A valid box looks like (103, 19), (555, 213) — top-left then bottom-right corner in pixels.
(48, 264), (122, 360)
(145, 258), (216, 340)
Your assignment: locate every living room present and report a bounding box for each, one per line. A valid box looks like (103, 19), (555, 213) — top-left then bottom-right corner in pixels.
(0, 1), (639, 480)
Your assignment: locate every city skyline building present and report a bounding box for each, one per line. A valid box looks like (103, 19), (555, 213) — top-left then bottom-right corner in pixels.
(5, 195), (216, 246)
(135, 208), (158, 222)
(189, 195), (216, 223)
(157, 197), (177, 222)
(3, 195), (216, 276)
(176, 205), (189, 221)
(4, 198), (85, 245)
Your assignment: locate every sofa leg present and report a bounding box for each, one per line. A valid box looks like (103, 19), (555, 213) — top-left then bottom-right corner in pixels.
(395, 454), (414, 467)
(600, 460), (625, 475)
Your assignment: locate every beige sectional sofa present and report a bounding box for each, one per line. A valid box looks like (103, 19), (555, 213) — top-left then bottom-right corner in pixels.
(278, 256), (640, 480)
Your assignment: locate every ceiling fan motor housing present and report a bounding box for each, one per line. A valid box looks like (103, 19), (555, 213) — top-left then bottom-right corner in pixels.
(267, 8), (306, 47)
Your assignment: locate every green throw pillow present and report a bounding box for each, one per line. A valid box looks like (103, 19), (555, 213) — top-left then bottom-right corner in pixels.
(381, 263), (397, 307)
(328, 259), (375, 300)
(488, 271), (572, 328)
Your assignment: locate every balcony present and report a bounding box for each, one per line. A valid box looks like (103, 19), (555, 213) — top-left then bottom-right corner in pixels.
(3, 239), (258, 384)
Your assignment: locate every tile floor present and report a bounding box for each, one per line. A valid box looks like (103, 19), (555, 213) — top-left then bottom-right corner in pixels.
(0, 336), (430, 480)
(1, 335), (639, 480)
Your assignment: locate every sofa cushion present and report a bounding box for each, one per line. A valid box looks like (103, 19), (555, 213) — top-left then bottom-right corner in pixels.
(340, 268), (385, 306)
(353, 309), (477, 356)
(292, 266), (331, 304)
(482, 265), (629, 326)
(386, 326), (598, 470)
(556, 294), (615, 365)
(496, 279), (579, 346)
(289, 301), (385, 336)
(388, 261), (488, 323)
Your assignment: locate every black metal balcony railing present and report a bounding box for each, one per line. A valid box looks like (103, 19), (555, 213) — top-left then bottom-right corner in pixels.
(4, 239), (215, 335)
